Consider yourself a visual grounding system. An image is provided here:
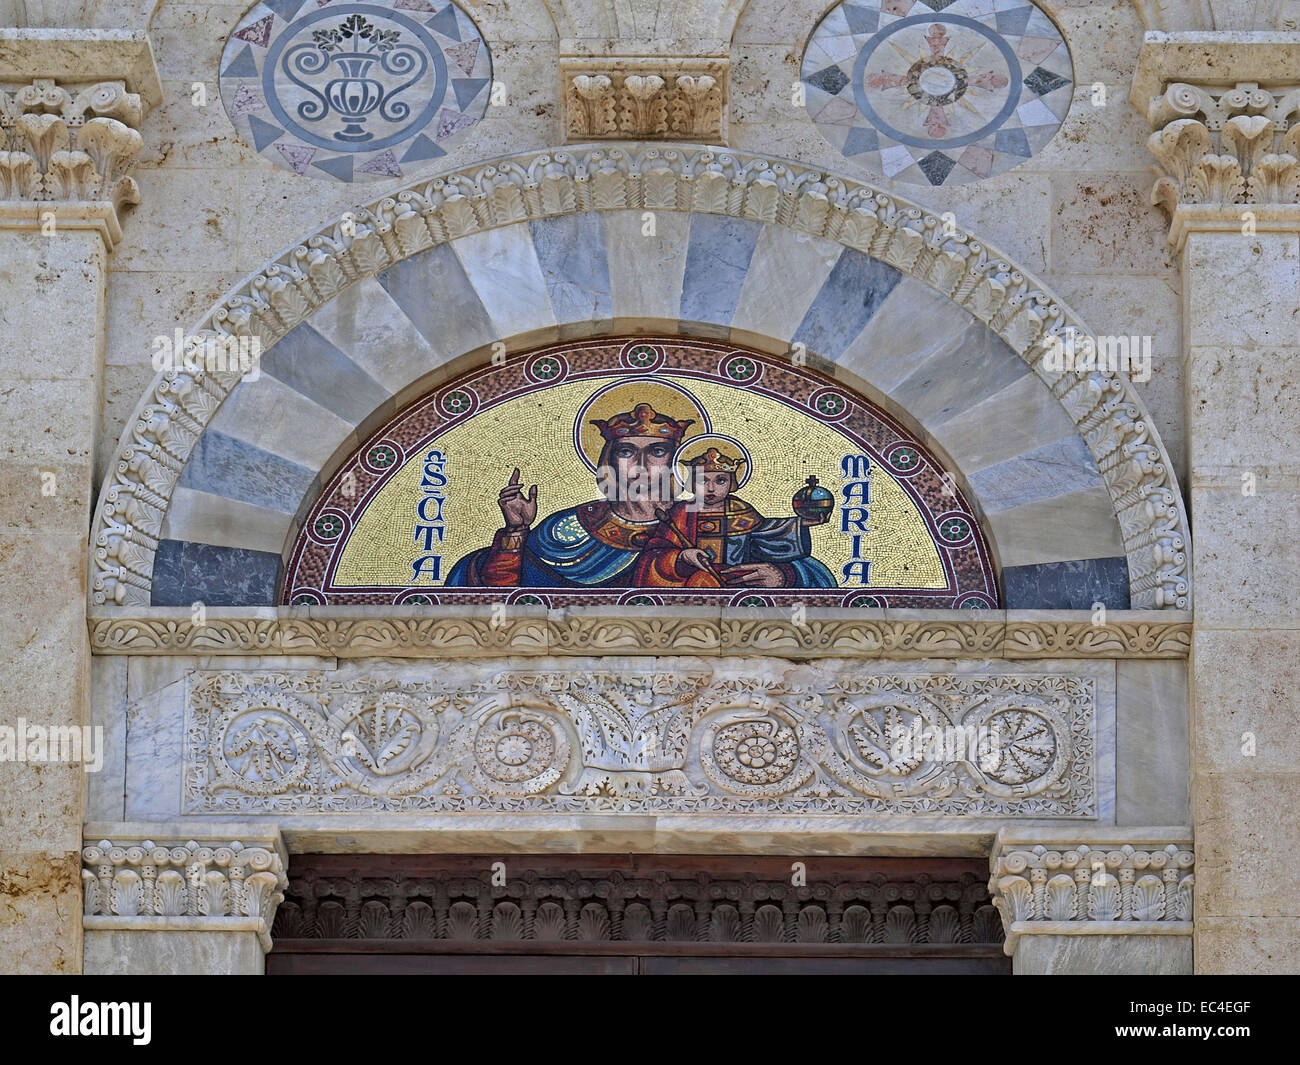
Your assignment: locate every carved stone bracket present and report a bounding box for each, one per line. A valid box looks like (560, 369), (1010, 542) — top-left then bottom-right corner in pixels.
(1133, 32), (1300, 245)
(562, 58), (727, 142)
(81, 824), (288, 951)
(988, 828), (1194, 954)
(87, 607), (1192, 659)
(0, 31), (160, 248)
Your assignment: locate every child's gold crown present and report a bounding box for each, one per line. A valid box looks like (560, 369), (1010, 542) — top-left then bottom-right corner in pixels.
(687, 446), (744, 474)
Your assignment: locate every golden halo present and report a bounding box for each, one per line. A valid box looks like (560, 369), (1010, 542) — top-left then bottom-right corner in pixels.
(673, 433), (753, 491)
(573, 377), (711, 473)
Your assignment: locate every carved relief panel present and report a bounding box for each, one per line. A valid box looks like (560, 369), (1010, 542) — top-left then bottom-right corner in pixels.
(183, 658), (1112, 819)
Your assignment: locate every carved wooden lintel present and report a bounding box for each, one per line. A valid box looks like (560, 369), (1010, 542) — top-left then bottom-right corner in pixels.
(273, 854), (1005, 951)
(561, 57), (728, 142)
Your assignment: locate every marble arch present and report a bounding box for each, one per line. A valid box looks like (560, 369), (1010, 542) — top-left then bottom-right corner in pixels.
(90, 142), (1190, 610)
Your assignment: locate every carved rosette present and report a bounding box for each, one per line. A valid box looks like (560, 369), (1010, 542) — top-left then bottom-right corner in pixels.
(0, 78), (148, 239)
(561, 59), (727, 142)
(1143, 81), (1300, 231)
(988, 835), (1194, 952)
(81, 834), (288, 949)
(89, 143), (1192, 611)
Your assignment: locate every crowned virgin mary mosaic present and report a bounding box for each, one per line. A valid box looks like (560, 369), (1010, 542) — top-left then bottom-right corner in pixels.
(285, 338), (998, 608)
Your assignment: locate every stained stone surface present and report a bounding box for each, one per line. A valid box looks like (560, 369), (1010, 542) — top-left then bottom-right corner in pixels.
(219, 0), (492, 182)
(85, 926), (266, 976)
(1012, 933), (1192, 975)
(801, 0), (1074, 186)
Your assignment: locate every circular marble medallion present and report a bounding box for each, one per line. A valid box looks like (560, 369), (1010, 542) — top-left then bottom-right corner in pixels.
(801, 0), (1073, 186)
(219, 0), (492, 182)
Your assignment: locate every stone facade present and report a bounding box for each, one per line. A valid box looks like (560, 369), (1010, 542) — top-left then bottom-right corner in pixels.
(0, 0), (1293, 975)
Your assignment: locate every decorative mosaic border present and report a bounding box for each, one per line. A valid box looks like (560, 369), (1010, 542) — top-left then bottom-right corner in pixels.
(87, 609), (1192, 658)
(283, 336), (998, 608)
(89, 143), (1190, 611)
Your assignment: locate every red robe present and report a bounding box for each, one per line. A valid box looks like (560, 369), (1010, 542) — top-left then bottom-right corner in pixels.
(631, 502), (727, 588)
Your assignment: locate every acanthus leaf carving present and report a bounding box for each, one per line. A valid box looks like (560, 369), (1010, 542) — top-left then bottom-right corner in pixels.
(988, 837), (1194, 951)
(1145, 81), (1300, 217)
(2, 83), (146, 213)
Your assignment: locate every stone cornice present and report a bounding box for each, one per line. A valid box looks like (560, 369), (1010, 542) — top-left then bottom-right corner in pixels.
(988, 828), (1195, 954)
(1131, 32), (1300, 106)
(86, 607), (1192, 659)
(88, 142), (1192, 613)
(81, 823), (287, 951)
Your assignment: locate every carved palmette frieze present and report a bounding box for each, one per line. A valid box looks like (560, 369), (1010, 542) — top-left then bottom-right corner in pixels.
(88, 610), (1193, 659)
(561, 60), (727, 141)
(1146, 82), (1300, 211)
(90, 143), (1190, 611)
(273, 860), (1004, 947)
(0, 79), (144, 210)
(988, 839), (1194, 945)
(81, 836), (287, 926)
(183, 665), (1101, 816)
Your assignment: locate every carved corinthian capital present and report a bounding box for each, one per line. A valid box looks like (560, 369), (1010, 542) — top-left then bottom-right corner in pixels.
(561, 58), (728, 142)
(1133, 33), (1300, 244)
(82, 826), (288, 950)
(988, 829), (1194, 953)
(0, 31), (160, 248)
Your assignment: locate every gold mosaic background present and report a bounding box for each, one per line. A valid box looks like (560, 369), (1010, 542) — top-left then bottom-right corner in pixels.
(335, 375), (946, 589)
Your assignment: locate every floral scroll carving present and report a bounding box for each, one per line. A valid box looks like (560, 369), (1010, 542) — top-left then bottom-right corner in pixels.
(183, 664), (1103, 817)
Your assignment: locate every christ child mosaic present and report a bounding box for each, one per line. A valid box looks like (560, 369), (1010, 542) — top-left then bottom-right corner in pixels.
(285, 338), (999, 607)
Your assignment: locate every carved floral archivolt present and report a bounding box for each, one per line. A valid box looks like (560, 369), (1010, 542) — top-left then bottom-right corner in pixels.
(89, 144), (1191, 613)
(183, 665), (1102, 817)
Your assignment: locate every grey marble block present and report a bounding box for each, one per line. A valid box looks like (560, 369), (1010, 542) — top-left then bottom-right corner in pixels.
(1013, 933), (1192, 975)
(793, 249), (902, 358)
(258, 321), (391, 426)
(530, 213), (613, 326)
(177, 429), (315, 514)
(375, 242), (496, 357)
(151, 540), (281, 607)
(680, 213), (762, 327)
(1003, 557), (1131, 610)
